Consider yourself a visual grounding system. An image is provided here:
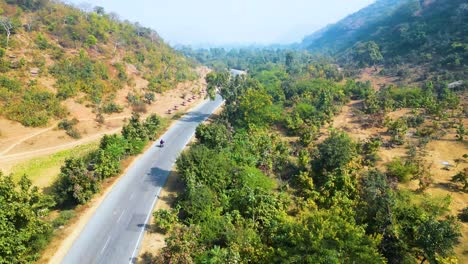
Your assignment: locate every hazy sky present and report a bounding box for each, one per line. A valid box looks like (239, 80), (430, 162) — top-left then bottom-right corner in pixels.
(65, 0), (375, 46)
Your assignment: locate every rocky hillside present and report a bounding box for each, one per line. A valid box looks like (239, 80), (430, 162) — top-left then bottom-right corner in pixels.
(0, 0), (197, 127)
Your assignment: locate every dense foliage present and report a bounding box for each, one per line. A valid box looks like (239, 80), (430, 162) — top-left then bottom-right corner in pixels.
(148, 53), (463, 263)
(0, 173), (54, 263)
(53, 113), (161, 206)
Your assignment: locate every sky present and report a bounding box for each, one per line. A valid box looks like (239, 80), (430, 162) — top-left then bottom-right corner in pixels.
(64, 0), (375, 46)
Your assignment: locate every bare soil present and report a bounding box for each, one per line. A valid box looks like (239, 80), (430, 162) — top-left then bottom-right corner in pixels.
(0, 67), (210, 174)
(357, 67), (398, 90)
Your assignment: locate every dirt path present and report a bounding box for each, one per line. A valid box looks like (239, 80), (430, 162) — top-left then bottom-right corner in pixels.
(0, 128), (121, 163)
(0, 122), (58, 155)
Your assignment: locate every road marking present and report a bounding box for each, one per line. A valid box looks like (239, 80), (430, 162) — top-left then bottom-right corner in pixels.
(100, 236), (111, 255)
(129, 193), (135, 200)
(117, 209), (126, 223)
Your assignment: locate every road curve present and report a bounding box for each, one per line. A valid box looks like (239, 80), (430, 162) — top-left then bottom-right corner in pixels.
(62, 95), (224, 264)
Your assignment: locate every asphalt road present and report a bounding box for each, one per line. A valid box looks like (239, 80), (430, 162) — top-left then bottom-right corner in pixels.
(62, 94), (224, 264)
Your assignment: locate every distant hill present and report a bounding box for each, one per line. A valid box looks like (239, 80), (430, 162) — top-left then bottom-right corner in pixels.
(300, 0), (468, 77)
(301, 0), (409, 52)
(0, 0), (196, 127)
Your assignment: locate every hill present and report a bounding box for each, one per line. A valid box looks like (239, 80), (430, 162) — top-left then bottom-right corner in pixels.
(0, 0), (197, 127)
(301, 0), (467, 80)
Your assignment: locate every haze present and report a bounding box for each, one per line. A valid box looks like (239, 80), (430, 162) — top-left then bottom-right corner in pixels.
(65, 0), (375, 46)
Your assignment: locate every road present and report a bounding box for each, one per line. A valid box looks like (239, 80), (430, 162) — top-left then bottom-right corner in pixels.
(62, 95), (224, 264)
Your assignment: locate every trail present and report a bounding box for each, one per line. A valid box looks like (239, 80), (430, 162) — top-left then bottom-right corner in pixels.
(0, 128), (121, 163)
(0, 122), (58, 156)
(0, 115), (131, 161)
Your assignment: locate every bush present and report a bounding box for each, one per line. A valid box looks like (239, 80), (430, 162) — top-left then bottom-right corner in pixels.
(66, 128), (81, 139)
(35, 33), (49, 50)
(386, 159), (417, 183)
(58, 118), (78, 130)
(53, 158), (100, 206)
(153, 209), (178, 234)
(58, 118), (81, 139)
(459, 207), (468, 222)
(51, 210), (76, 229)
(102, 102), (123, 114)
(405, 114), (425, 128)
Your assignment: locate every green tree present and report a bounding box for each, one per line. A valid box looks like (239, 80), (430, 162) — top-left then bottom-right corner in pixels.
(205, 71), (229, 99)
(53, 158), (100, 206)
(315, 131), (357, 172)
(351, 41), (383, 68)
(416, 217), (461, 264)
(195, 122), (231, 149)
(272, 207), (385, 263)
(238, 88), (274, 127)
(0, 173), (54, 263)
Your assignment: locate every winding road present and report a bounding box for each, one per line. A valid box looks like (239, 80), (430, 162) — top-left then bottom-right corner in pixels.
(61, 94), (224, 264)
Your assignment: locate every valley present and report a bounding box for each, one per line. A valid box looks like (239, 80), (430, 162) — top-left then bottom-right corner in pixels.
(0, 0), (466, 264)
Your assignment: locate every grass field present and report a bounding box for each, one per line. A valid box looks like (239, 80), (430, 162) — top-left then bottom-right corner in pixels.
(10, 142), (99, 189)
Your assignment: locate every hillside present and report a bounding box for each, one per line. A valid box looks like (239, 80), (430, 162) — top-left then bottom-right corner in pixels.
(301, 0), (467, 80)
(0, 0), (197, 128)
(301, 0), (408, 52)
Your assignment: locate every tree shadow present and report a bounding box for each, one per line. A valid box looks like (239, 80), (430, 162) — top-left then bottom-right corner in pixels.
(179, 111), (211, 123)
(432, 181), (467, 193)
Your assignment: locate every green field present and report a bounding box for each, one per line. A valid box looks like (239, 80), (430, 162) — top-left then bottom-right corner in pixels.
(11, 142), (99, 188)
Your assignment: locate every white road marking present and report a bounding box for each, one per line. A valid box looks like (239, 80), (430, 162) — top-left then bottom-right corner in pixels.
(100, 236), (111, 255)
(129, 193), (135, 200)
(117, 209), (126, 223)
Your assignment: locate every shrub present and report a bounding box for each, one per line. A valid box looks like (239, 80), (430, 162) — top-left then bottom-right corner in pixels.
(66, 128), (81, 139)
(405, 114), (425, 128)
(153, 209), (178, 234)
(53, 158), (100, 206)
(459, 207), (468, 222)
(51, 210), (76, 229)
(102, 102), (123, 114)
(386, 159), (417, 183)
(58, 118), (81, 139)
(35, 33), (49, 50)
(58, 118), (78, 130)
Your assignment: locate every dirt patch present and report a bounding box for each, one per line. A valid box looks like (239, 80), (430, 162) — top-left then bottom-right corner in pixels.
(0, 67), (210, 172)
(357, 67), (398, 90)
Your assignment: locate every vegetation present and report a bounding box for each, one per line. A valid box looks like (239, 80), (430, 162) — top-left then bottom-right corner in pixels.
(301, 0), (468, 81)
(0, 0), (466, 263)
(0, 173), (54, 263)
(52, 113), (161, 206)
(143, 49), (464, 262)
(0, 112), (164, 262)
(0, 0), (196, 127)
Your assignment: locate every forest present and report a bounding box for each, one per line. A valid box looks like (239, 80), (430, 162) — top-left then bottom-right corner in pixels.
(139, 44), (467, 262)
